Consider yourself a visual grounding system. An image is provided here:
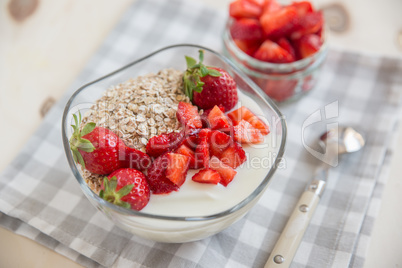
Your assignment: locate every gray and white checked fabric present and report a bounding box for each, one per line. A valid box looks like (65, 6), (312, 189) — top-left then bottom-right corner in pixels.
(1, 0), (401, 267)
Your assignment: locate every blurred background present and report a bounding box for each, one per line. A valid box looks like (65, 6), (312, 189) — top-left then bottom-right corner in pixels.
(0, 0), (401, 267)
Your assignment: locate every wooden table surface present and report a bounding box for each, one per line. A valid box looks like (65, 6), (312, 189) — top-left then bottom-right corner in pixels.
(1, 0), (401, 267)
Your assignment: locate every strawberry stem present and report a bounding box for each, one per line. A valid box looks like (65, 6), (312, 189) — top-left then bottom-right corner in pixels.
(99, 177), (133, 209)
(183, 50), (221, 101)
(69, 111), (96, 168)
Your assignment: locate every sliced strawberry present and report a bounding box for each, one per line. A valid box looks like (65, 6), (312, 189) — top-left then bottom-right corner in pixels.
(209, 130), (233, 158)
(165, 153), (190, 187)
(220, 142), (247, 169)
(175, 144), (198, 169)
(122, 146), (152, 171)
(254, 39), (294, 63)
(234, 120), (264, 144)
(195, 135), (210, 168)
(227, 106), (270, 135)
(262, 0), (281, 14)
(277, 38), (296, 60)
(201, 105), (225, 128)
(295, 34), (321, 58)
(207, 105), (232, 131)
(230, 18), (263, 41)
(181, 128), (201, 150)
(176, 102), (202, 129)
(229, 0), (263, 19)
(290, 1), (314, 16)
(146, 131), (185, 158)
(209, 156), (237, 187)
(233, 39), (261, 56)
(227, 106), (252, 125)
(146, 154), (178, 194)
(290, 11), (323, 40)
(247, 0), (265, 7)
(192, 168), (221, 185)
(259, 6), (298, 38)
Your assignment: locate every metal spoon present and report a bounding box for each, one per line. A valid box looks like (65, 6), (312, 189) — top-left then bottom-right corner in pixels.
(265, 126), (365, 268)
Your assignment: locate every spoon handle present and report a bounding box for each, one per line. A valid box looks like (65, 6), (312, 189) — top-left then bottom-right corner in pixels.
(264, 180), (326, 268)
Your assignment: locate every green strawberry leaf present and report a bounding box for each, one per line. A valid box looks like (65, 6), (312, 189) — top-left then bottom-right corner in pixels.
(76, 138), (95, 152)
(81, 122), (96, 136)
(199, 49), (204, 63)
(117, 184), (134, 197)
(200, 65), (209, 77)
(185, 56), (197, 68)
(207, 69), (221, 77)
(100, 177), (133, 210)
(73, 114), (79, 129)
(72, 150), (78, 163)
(75, 150), (85, 168)
(183, 50), (222, 101)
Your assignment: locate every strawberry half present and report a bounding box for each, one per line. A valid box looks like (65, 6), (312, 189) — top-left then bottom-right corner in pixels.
(233, 39), (261, 56)
(195, 130), (211, 168)
(290, 1), (314, 16)
(254, 39), (294, 63)
(175, 144), (198, 169)
(220, 142), (247, 169)
(277, 38), (296, 61)
(146, 154), (178, 194)
(100, 168), (150, 211)
(209, 130), (233, 158)
(165, 153), (190, 187)
(295, 34), (321, 58)
(176, 102), (202, 129)
(229, 0), (263, 19)
(192, 168), (221, 185)
(259, 6), (298, 38)
(123, 146), (152, 171)
(233, 120), (264, 144)
(227, 106), (270, 135)
(290, 11), (323, 40)
(230, 18), (263, 41)
(183, 50), (238, 111)
(209, 156), (237, 187)
(207, 105), (232, 131)
(146, 131), (185, 158)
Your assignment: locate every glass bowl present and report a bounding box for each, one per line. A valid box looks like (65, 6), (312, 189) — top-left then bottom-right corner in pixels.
(62, 44), (286, 243)
(222, 18), (328, 103)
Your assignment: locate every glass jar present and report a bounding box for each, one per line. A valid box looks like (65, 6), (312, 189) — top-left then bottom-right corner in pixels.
(222, 19), (328, 103)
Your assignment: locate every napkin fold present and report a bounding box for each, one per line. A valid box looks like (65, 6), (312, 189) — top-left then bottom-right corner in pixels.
(0, 0), (401, 267)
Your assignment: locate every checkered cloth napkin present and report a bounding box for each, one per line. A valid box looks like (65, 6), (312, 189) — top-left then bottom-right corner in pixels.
(1, 0), (401, 267)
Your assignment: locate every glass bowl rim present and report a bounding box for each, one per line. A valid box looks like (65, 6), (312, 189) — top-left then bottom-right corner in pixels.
(61, 44), (287, 222)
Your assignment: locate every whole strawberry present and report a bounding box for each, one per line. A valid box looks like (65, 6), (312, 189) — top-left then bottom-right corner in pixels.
(183, 50), (238, 111)
(100, 168), (150, 211)
(69, 113), (151, 175)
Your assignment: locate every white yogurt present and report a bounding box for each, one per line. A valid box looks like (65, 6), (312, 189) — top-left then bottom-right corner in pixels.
(141, 91), (277, 217)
